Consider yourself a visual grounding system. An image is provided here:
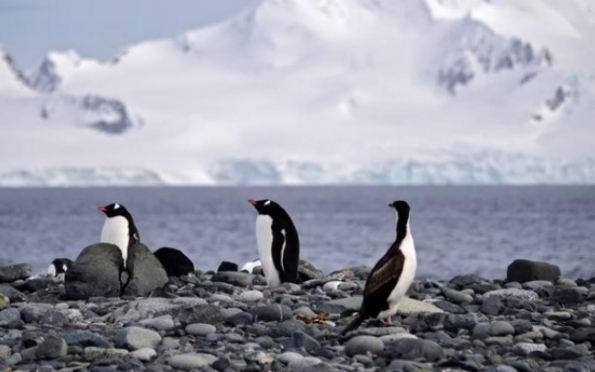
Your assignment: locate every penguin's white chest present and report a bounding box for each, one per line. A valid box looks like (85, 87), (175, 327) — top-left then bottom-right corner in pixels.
(255, 215), (281, 287)
(100, 216), (130, 264)
(378, 233), (417, 319)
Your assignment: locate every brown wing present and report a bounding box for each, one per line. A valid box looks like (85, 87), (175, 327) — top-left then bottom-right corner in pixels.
(359, 247), (405, 318)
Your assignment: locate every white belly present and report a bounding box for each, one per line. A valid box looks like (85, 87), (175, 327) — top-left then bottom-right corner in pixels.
(100, 216), (130, 265)
(255, 215), (281, 287)
(378, 233), (417, 319)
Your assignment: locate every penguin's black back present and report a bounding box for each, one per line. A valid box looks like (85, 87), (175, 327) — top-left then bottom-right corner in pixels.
(270, 211), (300, 283)
(154, 247), (195, 277)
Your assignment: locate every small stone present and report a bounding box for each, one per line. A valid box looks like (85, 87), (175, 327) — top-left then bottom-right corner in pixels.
(444, 313), (478, 332)
(35, 333), (68, 360)
(552, 287), (583, 305)
(169, 353), (217, 370)
(551, 344), (589, 360)
(0, 264), (32, 283)
(139, 315), (176, 331)
(490, 321), (515, 336)
(227, 312), (254, 326)
(0, 308), (20, 323)
(0, 294), (8, 309)
(83, 347), (128, 362)
(450, 274), (484, 287)
(484, 288), (538, 301)
(254, 304), (293, 322)
(513, 342), (547, 356)
(485, 336), (513, 346)
(130, 348), (157, 361)
(61, 330), (111, 348)
(211, 271), (255, 287)
(387, 338), (445, 362)
(473, 323), (492, 339)
(294, 306), (316, 317)
(507, 259), (561, 283)
(523, 281), (555, 290)
(317, 297), (362, 313)
(445, 289), (474, 305)
(115, 326), (161, 350)
(323, 281), (342, 292)
(0, 284), (26, 302)
(185, 323), (216, 337)
(239, 290), (264, 302)
(380, 333), (418, 344)
(0, 345), (11, 361)
(40, 310), (69, 327)
(288, 331), (321, 353)
(175, 305), (225, 325)
(278, 351), (304, 365)
(345, 336), (384, 357)
(288, 356), (322, 370)
(546, 311), (572, 320)
(20, 303), (53, 323)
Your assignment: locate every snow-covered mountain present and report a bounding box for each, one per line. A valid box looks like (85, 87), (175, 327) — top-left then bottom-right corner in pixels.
(1, 0), (594, 186)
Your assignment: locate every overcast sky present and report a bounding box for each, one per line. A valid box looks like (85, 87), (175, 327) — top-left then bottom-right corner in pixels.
(0, 0), (260, 72)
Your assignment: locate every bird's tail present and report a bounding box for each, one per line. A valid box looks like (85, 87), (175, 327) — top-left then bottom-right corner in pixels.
(341, 315), (364, 336)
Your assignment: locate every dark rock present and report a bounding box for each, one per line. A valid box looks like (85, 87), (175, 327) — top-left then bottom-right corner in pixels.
(481, 296), (504, 315)
(507, 259), (561, 283)
(571, 328), (595, 343)
(385, 338), (445, 362)
(450, 274), (485, 287)
(345, 336), (384, 357)
(154, 247), (195, 277)
(65, 243), (124, 300)
(286, 331), (321, 354)
(433, 300), (465, 314)
(0, 308), (20, 323)
(552, 287), (583, 305)
(35, 333), (67, 360)
(20, 303), (53, 323)
(444, 314), (478, 332)
(16, 277), (54, 292)
(254, 304), (293, 322)
(40, 310), (69, 327)
(122, 243), (168, 297)
(551, 344), (589, 360)
(217, 261), (238, 272)
(211, 271), (255, 287)
(317, 297), (362, 313)
(0, 264), (32, 283)
(269, 320), (307, 337)
(298, 260), (325, 281)
(226, 311), (253, 326)
(61, 330), (111, 348)
(176, 305), (225, 326)
(0, 284), (26, 302)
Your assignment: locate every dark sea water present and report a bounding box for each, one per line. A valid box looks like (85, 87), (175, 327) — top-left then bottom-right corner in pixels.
(0, 186), (593, 280)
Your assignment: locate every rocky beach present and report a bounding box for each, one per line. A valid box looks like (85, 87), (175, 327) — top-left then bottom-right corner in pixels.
(0, 259), (593, 372)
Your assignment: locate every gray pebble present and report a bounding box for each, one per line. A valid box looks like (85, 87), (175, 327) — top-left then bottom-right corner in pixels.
(169, 353), (218, 370)
(186, 323), (216, 336)
(139, 315), (176, 331)
(445, 289), (474, 305)
(239, 290), (264, 302)
(255, 304), (293, 322)
(345, 336), (384, 357)
(130, 347), (157, 361)
(513, 342), (547, 356)
(115, 326), (161, 350)
(278, 351), (304, 365)
(35, 333), (67, 360)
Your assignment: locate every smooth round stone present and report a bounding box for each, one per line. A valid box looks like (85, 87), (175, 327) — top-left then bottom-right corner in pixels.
(140, 315), (176, 331)
(445, 289), (474, 305)
(294, 306), (316, 317)
(380, 333), (418, 344)
(523, 281), (554, 290)
(0, 308), (21, 323)
(512, 342), (547, 356)
(115, 327), (161, 351)
(130, 347), (157, 361)
(546, 311), (572, 320)
(169, 353), (217, 370)
(221, 308), (243, 318)
(185, 323), (216, 337)
(288, 356), (322, 370)
(491, 321), (515, 336)
(473, 323), (492, 339)
(323, 281), (342, 292)
(278, 351), (304, 365)
(239, 290), (264, 302)
(345, 336), (384, 357)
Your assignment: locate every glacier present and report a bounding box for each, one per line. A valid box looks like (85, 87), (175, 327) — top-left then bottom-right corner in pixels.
(0, 0), (594, 186)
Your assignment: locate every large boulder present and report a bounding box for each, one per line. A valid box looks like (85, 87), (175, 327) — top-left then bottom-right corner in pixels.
(0, 264), (32, 283)
(507, 259), (561, 283)
(122, 243), (168, 297)
(65, 243), (124, 300)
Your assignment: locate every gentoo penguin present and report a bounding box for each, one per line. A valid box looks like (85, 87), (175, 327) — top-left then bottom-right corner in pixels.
(154, 247), (195, 277)
(47, 258), (73, 278)
(98, 203), (139, 266)
(248, 199), (300, 287)
(342, 200), (417, 335)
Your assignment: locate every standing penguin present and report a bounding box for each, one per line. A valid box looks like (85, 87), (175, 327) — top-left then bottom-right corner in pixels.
(98, 203), (139, 266)
(248, 199), (300, 287)
(342, 200), (417, 335)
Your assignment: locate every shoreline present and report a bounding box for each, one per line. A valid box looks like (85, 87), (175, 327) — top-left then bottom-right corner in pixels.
(0, 260), (593, 371)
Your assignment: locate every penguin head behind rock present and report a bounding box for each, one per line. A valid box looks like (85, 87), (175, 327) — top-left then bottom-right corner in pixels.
(98, 203), (131, 218)
(248, 199), (282, 215)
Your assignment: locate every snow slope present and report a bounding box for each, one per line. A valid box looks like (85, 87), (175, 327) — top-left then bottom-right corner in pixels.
(0, 0), (594, 186)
